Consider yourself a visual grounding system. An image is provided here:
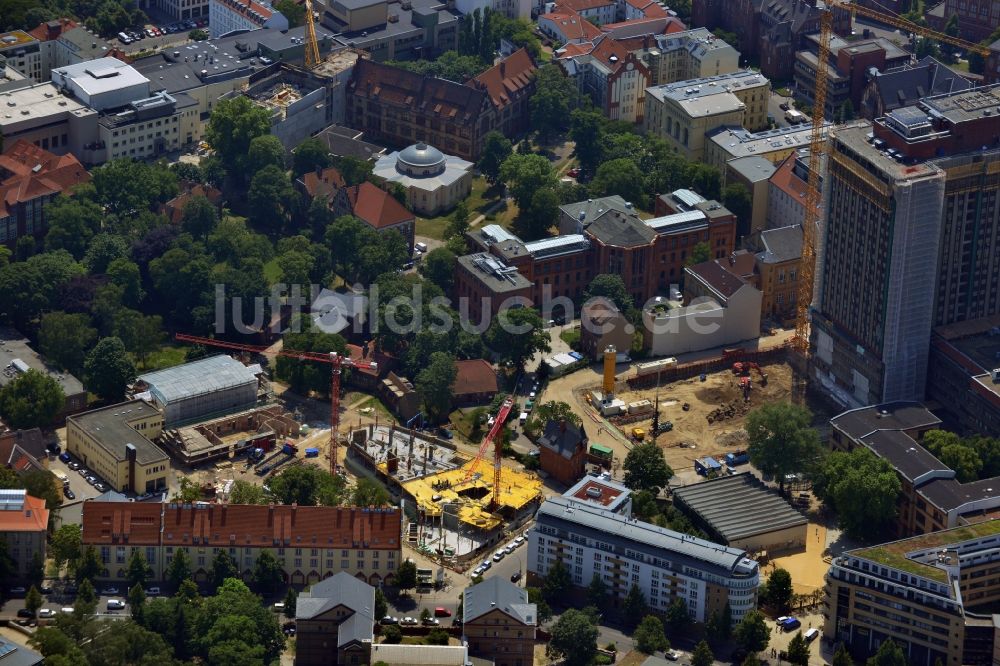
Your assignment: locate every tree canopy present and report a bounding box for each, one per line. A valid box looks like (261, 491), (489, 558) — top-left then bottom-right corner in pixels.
(813, 446), (900, 540)
(746, 403), (821, 490)
(623, 441), (674, 495)
(0, 369), (64, 428)
(484, 307), (551, 370)
(547, 609), (598, 666)
(415, 351), (457, 423)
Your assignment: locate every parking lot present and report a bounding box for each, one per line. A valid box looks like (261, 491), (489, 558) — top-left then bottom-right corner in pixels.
(115, 18), (208, 54)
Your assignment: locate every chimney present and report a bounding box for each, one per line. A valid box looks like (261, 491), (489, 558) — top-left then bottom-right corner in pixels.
(268, 503), (275, 526)
(291, 502), (297, 524)
(500, 61), (506, 77)
(560, 419), (567, 433)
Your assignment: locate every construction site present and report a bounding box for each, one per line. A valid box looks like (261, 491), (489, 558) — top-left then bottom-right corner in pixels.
(347, 423), (543, 561)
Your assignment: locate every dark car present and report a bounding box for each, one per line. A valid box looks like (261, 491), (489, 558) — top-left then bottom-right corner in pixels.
(47, 442), (61, 455)
(59, 452), (71, 463)
(437, 427), (453, 440)
(779, 102), (790, 111)
(16, 609), (34, 618)
(510, 571), (522, 583)
(63, 488), (75, 500)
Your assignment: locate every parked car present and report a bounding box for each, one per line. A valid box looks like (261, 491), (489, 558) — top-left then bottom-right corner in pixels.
(510, 571), (522, 583)
(567, 168), (580, 178)
(77, 467), (89, 476)
(38, 608), (56, 618)
(272, 602), (285, 612)
(779, 102), (790, 111)
(68, 461), (80, 470)
(94, 483), (107, 492)
(101, 587), (119, 595)
(58, 452), (71, 463)
(86, 476), (98, 485)
(492, 551), (504, 562)
(805, 628), (819, 642)
(107, 599), (126, 610)
(480, 560), (491, 571)
(402, 616), (418, 625)
(434, 607), (452, 617)
(16, 609), (34, 618)
(381, 615), (399, 625)
(9, 587), (25, 595)
(64, 489), (75, 500)
(780, 617), (801, 631)
(422, 617), (440, 626)
(665, 650), (681, 661)
(40, 585), (52, 594)
(145, 587), (160, 595)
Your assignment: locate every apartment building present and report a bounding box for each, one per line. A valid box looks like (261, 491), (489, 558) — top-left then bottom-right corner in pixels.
(749, 225), (802, 323)
(556, 37), (650, 123)
(530, 496), (760, 622)
(208, 0), (289, 37)
(295, 572), (375, 666)
(766, 149), (819, 230)
(0, 490), (48, 579)
(631, 28), (739, 87)
(66, 400), (169, 495)
(463, 578), (537, 666)
(81, 501), (403, 586)
(824, 520), (1000, 665)
(0, 31), (45, 83)
(811, 87), (1000, 407)
(644, 70), (770, 161)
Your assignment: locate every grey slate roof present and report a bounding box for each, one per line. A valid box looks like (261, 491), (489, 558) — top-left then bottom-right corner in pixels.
(586, 210), (657, 248)
(872, 57), (971, 113)
(296, 571), (375, 646)
(756, 225), (802, 264)
(463, 577), (535, 625)
(830, 401), (941, 440)
(537, 420), (587, 459)
(860, 429), (952, 485)
(672, 473), (808, 544)
(560, 195), (632, 227)
(535, 496), (755, 575)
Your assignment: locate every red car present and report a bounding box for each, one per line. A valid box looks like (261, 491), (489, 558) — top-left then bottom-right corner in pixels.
(567, 168), (580, 177)
(434, 607), (452, 617)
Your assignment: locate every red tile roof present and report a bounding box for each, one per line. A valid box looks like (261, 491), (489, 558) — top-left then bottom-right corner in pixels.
(0, 140), (90, 219)
(82, 501), (403, 549)
(349, 59), (488, 123)
(469, 48), (537, 108)
(451, 359), (498, 397)
(622, 0), (668, 17)
(28, 18), (77, 41)
(348, 182), (413, 230)
(588, 35), (630, 69)
(300, 167), (347, 200)
(558, 0), (616, 11)
(0, 494), (48, 533)
(160, 182), (224, 225)
(542, 12), (603, 43)
(769, 152), (807, 202)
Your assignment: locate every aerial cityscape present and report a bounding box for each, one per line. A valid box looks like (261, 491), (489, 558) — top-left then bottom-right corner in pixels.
(0, 0), (998, 663)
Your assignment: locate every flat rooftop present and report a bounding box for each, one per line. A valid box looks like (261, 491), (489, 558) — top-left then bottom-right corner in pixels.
(52, 57), (149, 97)
(707, 122), (831, 160)
(563, 475), (631, 511)
(68, 400), (168, 465)
(672, 473), (808, 544)
(0, 31), (37, 49)
(852, 519), (1000, 585)
(647, 69), (768, 103)
(0, 83), (96, 130)
(831, 122), (941, 181)
(457, 253), (532, 294)
(0, 327), (85, 397)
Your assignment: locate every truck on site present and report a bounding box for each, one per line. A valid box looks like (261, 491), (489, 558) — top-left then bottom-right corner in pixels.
(725, 450), (749, 466)
(305, 448), (319, 458)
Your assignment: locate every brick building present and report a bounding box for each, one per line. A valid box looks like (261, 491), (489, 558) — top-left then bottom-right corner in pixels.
(295, 572), (374, 666)
(537, 419), (589, 486)
(468, 48), (537, 138)
(81, 501), (403, 586)
(451, 359), (498, 406)
(579, 300), (633, 361)
(0, 490), (48, 579)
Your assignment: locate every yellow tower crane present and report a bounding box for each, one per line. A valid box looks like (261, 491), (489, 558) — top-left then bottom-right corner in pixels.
(303, 0), (322, 69)
(793, 0), (991, 352)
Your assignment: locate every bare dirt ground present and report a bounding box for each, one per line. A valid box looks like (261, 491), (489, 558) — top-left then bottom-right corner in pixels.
(541, 362), (795, 482)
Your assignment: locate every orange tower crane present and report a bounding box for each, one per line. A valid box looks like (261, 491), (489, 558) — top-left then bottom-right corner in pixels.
(303, 0), (322, 69)
(175, 333), (377, 476)
(462, 396), (515, 510)
(793, 1), (990, 353)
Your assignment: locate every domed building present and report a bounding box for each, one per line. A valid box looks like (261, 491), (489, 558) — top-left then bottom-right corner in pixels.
(373, 142), (474, 217)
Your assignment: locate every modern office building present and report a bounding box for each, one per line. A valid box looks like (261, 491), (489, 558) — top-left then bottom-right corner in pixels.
(0, 327), (88, 420)
(81, 501), (403, 585)
(529, 495), (760, 622)
(643, 70), (770, 161)
(321, 0), (459, 62)
(824, 520), (1000, 665)
(65, 400), (169, 495)
(811, 86), (1000, 407)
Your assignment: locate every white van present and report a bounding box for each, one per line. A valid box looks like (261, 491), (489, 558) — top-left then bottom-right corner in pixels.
(804, 628), (819, 642)
(519, 412), (528, 426)
(415, 242), (428, 253)
(785, 109), (806, 124)
(106, 599), (125, 610)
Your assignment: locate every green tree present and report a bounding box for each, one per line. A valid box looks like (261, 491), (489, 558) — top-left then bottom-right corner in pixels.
(76, 547), (103, 586)
(734, 610), (769, 654)
(415, 351), (458, 423)
(766, 568), (793, 612)
(91, 159), (178, 221)
(229, 480), (267, 504)
(248, 165), (296, 230)
(247, 134), (287, 176)
(684, 241), (711, 267)
(570, 108), (606, 176)
(839, 99), (856, 122)
(665, 597), (690, 634)
(332, 155), (374, 186)
(624, 583), (648, 629)
(746, 403), (821, 491)
(833, 642), (853, 666)
(542, 559), (570, 601)
(114, 310), (165, 369)
(189, 28), (209, 40)
(76, 577), (97, 616)
(623, 441), (674, 495)
(382, 624), (403, 643)
(483, 307), (551, 371)
(527, 586), (552, 622)
(866, 639), (905, 666)
(427, 628), (450, 645)
(212, 550), (240, 591)
(283, 586), (298, 619)
(38, 311), (96, 376)
(351, 478), (391, 507)
(252, 550), (283, 593)
(274, 0), (306, 25)
(787, 631), (810, 666)
(590, 158), (646, 208)
(722, 182), (752, 235)
(499, 153), (558, 213)
(0, 369), (64, 428)
(27, 551), (43, 586)
(587, 573), (608, 607)
(128, 583), (147, 621)
(686, 162), (722, 200)
(547, 608), (598, 666)
(813, 446), (901, 540)
(375, 587), (388, 619)
(205, 97), (272, 173)
(478, 131), (513, 184)
(292, 137), (332, 176)
(584, 274), (633, 313)
(634, 614), (669, 654)
(520, 185), (560, 240)
(167, 548), (193, 590)
(51, 524), (82, 572)
(530, 64), (578, 142)
(84, 233), (131, 274)
(445, 200), (471, 240)
(107, 257), (144, 306)
(268, 463), (346, 506)
(691, 640), (714, 666)
(127, 549), (153, 589)
(0, 250), (84, 330)
(419, 247), (457, 292)
(939, 443), (982, 482)
(396, 559), (418, 594)
(24, 585), (42, 616)
(43, 196), (104, 259)
(84, 337), (136, 403)
(181, 195), (219, 239)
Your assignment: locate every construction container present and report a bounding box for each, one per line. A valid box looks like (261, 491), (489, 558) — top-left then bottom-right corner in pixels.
(634, 357), (678, 377)
(631, 427), (646, 440)
(589, 444), (613, 460)
(304, 448), (319, 458)
(694, 457), (722, 476)
(627, 400), (653, 415)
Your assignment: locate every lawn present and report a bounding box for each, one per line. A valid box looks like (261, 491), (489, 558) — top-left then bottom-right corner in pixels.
(136, 344), (188, 372)
(263, 257), (282, 284)
(415, 177), (506, 239)
(355, 395), (395, 421)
